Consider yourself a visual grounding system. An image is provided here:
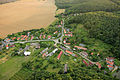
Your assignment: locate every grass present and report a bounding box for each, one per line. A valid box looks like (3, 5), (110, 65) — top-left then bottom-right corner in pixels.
(0, 56), (31, 80)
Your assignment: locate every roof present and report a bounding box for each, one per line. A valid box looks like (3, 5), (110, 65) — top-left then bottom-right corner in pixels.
(106, 60), (114, 65)
(54, 31), (58, 34)
(82, 52), (88, 56)
(64, 64), (67, 73)
(66, 50), (73, 54)
(107, 65), (114, 68)
(74, 46), (87, 50)
(64, 29), (66, 33)
(24, 51), (31, 56)
(42, 53), (47, 57)
(57, 51), (63, 60)
(106, 57), (114, 60)
(83, 60), (89, 66)
(17, 37), (20, 40)
(96, 62), (101, 69)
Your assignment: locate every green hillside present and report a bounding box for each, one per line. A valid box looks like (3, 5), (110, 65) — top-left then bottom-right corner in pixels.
(55, 0), (120, 14)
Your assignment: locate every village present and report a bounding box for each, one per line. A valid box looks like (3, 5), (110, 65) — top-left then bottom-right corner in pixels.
(0, 18), (120, 75)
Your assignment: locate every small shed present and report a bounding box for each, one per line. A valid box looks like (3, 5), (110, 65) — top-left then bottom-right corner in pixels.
(24, 51), (31, 56)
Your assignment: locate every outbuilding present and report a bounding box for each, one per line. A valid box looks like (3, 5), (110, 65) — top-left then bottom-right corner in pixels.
(24, 51), (31, 56)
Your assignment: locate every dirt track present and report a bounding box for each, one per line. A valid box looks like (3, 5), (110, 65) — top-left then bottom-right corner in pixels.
(0, 0), (57, 38)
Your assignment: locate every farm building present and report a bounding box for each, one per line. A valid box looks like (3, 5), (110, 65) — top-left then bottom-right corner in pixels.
(24, 51), (31, 56)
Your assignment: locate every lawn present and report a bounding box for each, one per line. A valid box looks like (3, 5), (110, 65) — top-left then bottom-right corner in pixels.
(0, 56), (31, 80)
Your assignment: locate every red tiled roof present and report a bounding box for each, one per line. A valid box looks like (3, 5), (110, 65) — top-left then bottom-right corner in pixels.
(54, 31), (58, 34)
(6, 45), (8, 47)
(91, 53), (94, 55)
(64, 29), (66, 33)
(96, 62), (101, 69)
(17, 37), (20, 40)
(107, 65), (114, 68)
(74, 46), (87, 50)
(66, 50), (73, 54)
(106, 60), (114, 65)
(57, 51), (63, 60)
(83, 60), (89, 66)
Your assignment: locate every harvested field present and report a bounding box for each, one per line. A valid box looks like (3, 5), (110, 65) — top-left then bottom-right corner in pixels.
(0, 0), (57, 38)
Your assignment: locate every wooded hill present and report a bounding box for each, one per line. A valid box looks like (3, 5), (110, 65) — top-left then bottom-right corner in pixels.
(55, 0), (120, 14)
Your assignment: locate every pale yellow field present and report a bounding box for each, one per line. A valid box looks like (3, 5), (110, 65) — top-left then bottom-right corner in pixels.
(0, 0), (57, 38)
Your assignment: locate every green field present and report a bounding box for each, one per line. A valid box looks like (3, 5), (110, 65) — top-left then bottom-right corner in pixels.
(0, 56), (31, 80)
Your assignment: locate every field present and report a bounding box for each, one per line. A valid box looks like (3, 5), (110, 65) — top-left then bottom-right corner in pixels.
(0, 56), (31, 80)
(0, 0), (57, 38)
(0, 0), (17, 4)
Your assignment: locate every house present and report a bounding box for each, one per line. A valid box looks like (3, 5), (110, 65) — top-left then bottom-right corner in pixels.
(66, 29), (70, 32)
(58, 25), (61, 27)
(39, 34), (42, 39)
(74, 46), (87, 50)
(53, 48), (58, 53)
(41, 48), (48, 54)
(21, 35), (24, 37)
(9, 45), (15, 48)
(66, 50), (73, 55)
(43, 35), (46, 39)
(64, 43), (71, 45)
(60, 46), (66, 51)
(6, 44), (9, 49)
(89, 62), (93, 65)
(31, 36), (34, 40)
(21, 37), (25, 40)
(27, 32), (30, 36)
(79, 43), (86, 47)
(64, 29), (66, 33)
(64, 64), (67, 73)
(47, 48), (58, 56)
(61, 21), (63, 25)
(106, 60), (114, 66)
(107, 65), (114, 71)
(57, 51), (63, 60)
(54, 31), (58, 34)
(12, 37), (16, 40)
(17, 37), (20, 40)
(106, 57), (114, 62)
(25, 37), (28, 41)
(48, 35), (51, 39)
(83, 60), (89, 66)
(80, 51), (88, 57)
(91, 53), (94, 55)
(65, 34), (72, 37)
(42, 52), (47, 58)
(96, 62), (101, 69)
(24, 51), (31, 56)
(63, 40), (66, 43)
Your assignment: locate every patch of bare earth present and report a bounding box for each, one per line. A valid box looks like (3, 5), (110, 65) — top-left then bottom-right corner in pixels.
(0, 0), (57, 38)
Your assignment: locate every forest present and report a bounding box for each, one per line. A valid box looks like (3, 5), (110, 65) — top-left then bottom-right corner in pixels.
(55, 0), (120, 14)
(67, 11), (120, 59)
